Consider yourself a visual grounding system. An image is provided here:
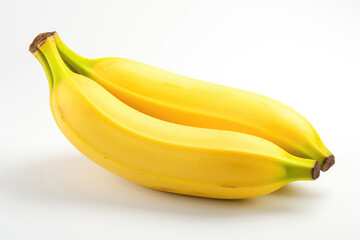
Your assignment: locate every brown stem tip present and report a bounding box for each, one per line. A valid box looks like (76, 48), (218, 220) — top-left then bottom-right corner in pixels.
(29, 31), (56, 53)
(312, 161), (320, 180)
(321, 155), (335, 172)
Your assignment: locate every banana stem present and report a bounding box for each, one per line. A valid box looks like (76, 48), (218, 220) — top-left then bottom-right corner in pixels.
(32, 50), (54, 91)
(53, 33), (94, 75)
(286, 159), (320, 181)
(37, 36), (72, 85)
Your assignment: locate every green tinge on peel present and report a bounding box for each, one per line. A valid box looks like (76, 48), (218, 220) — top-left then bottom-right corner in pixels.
(29, 31), (79, 90)
(34, 50), (54, 91)
(36, 37), (74, 87)
(53, 33), (94, 74)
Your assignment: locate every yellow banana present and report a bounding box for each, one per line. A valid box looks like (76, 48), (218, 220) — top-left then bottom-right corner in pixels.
(51, 32), (334, 171)
(30, 33), (320, 199)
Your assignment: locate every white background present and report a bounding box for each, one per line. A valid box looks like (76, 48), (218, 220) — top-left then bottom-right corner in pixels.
(1, 0), (359, 239)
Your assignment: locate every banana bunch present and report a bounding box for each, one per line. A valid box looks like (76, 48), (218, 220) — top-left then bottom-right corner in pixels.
(29, 32), (333, 199)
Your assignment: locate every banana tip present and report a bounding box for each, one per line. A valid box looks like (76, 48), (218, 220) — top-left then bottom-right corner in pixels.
(29, 31), (56, 53)
(312, 161), (320, 180)
(321, 155), (335, 172)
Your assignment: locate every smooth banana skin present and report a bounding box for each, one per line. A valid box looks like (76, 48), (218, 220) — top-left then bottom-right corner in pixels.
(30, 34), (320, 199)
(51, 32), (334, 171)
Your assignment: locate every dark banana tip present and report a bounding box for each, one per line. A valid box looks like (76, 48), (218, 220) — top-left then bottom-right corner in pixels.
(312, 161), (320, 180)
(29, 31), (56, 53)
(321, 155), (335, 172)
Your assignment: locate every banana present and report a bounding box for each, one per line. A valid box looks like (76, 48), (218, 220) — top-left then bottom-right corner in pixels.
(29, 33), (320, 199)
(50, 32), (334, 171)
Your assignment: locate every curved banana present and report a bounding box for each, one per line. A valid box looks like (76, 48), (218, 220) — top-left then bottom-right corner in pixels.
(50, 32), (334, 171)
(29, 33), (320, 199)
